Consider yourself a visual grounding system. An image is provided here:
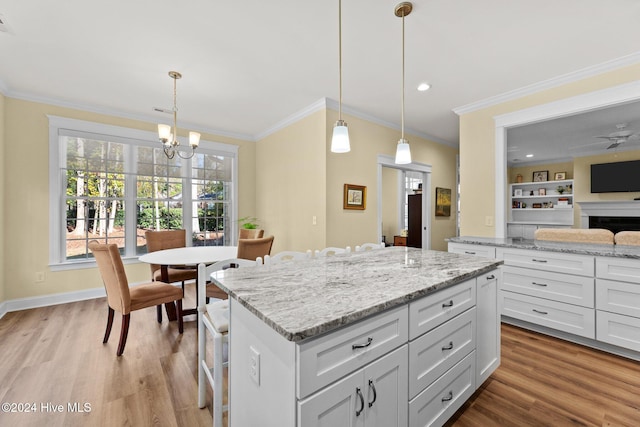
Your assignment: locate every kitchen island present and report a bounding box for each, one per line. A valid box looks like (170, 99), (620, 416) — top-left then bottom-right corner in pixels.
(212, 247), (502, 427)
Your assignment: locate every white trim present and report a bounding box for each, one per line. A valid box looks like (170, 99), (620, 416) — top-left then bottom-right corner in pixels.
(454, 51), (640, 115)
(7, 90), (255, 141)
(377, 155), (432, 249)
(255, 98), (328, 140)
(493, 80), (640, 238)
(577, 201), (640, 228)
(1, 287), (106, 317)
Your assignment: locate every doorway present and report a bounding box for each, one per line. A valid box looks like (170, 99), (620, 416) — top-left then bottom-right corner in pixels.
(377, 155), (432, 249)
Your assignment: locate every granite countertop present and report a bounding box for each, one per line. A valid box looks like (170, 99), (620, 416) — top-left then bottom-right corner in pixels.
(211, 247), (502, 342)
(448, 236), (640, 259)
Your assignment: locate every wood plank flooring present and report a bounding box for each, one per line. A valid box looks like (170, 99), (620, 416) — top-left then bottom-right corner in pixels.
(1, 285), (638, 426)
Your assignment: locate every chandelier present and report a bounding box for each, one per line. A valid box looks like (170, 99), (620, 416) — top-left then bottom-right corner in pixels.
(331, 0), (350, 153)
(157, 71), (200, 159)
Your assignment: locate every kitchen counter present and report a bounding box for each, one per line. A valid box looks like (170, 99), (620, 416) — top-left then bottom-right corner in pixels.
(448, 236), (640, 259)
(211, 246), (502, 341)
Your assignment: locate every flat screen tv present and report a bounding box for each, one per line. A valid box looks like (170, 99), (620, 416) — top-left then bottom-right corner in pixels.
(590, 160), (640, 193)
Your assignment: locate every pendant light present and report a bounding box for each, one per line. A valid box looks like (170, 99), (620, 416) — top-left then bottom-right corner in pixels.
(157, 71), (200, 160)
(331, 0), (351, 153)
(394, 2), (412, 165)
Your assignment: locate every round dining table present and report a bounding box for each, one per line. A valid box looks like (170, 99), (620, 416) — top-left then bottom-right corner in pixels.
(139, 245), (238, 320)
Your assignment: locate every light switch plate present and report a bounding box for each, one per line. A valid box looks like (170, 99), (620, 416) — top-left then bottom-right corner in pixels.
(249, 345), (260, 385)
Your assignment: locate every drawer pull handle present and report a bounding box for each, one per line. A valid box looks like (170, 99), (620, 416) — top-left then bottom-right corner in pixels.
(355, 387), (365, 416)
(368, 380), (377, 408)
(442, 300), (454, 308)
(532, 259), (548, 263)
(532, 282), (548, 287)
(442, 341), (454, 351)
(486, 274), (495, 280)
(442, 391), (453, 402)
(464, 251), (476, 255)
(352, 337), (373, 350)
(532, 309), (548, 315)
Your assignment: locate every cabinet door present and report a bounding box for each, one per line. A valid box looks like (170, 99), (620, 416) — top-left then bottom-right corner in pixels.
(476, 271), (500, 385)
(298, 369), (365, 427)
(407, 194), (422, 248)
(365, 346), (408, 427)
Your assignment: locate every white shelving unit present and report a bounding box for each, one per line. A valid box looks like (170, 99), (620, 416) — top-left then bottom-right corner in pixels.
(508, 179), (574, 238)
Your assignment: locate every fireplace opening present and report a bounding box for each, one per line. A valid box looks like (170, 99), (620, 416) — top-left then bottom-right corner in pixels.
(589, 216), (640, 233)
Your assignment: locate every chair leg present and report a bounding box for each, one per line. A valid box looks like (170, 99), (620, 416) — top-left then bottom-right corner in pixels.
(117, 313), (131, 356)
(176, 299), (184, 334)
(157, 305), (162, 323)
(103, 307), (115, 343)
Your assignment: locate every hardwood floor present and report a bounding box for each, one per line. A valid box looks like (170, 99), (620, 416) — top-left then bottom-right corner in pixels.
(1, 287), (638, 426)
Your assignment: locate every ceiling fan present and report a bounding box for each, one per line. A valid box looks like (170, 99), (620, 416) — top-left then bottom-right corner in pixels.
(593, 123), (640, 149)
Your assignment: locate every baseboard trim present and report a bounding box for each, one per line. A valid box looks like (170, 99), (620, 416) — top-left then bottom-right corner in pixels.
(0, 287), (107, 320)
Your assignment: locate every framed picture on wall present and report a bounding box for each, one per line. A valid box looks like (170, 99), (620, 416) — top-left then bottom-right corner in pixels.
(343, 184), (366, 210)
(435, 187), (451, 217)
(554, 172), (566, 180)
(533, 170), (548, 182)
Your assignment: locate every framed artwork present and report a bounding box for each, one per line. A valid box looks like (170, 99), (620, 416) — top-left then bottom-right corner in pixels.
(514, 189), (523, 197)
(554, 172), (566, 180)
(538, 188), (546, 196)
(343, 184), (366, 210)
(533, 170), (548, 182)
(435, 187), (451, 217)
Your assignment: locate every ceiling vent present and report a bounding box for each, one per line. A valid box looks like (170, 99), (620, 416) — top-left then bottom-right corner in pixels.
(0, 14), (12, 33)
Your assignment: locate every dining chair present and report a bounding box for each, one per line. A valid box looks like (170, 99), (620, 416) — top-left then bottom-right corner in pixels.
(264, 250), (312, 265)
(238, 228), (264, 239)
(145, 229), (198, 320)
(197, 257), (261, 427)
(314, 246), (351, 257)
(89, 241), (184, 356)
(355, 242), (385, 252)
(614, 231), (640, 245)
(237, 235), (274, 261)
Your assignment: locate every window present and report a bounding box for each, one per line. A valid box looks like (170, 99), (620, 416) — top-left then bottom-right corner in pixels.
(49, 116), (238, 269)
(402, 171), (423, 230)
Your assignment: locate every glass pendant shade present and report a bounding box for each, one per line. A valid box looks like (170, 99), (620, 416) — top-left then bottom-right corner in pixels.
(189, 131), (201, 148)
(331, 120), (351, 153)
(158, 124), (171, 142)
(395, 138), (412, 164)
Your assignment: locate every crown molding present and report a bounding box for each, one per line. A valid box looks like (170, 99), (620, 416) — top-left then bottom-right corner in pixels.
(325, 98), (457, 148)
(3, 89), (256, 142)
(254, 98), (329, 141)
(453, 51), (640, 116)
(0, 77), (7, 95)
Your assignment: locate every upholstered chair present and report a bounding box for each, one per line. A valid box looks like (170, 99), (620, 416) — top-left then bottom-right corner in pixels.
(534, 228), (614, 244)
(614, 231), (640, 245)
(238, 228), (265, 239)
(237, 236), (274, 261)
(89, 241), (184, 356)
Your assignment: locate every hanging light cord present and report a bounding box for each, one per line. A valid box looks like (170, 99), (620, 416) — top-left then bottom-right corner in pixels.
(172, 76), (178, 145)
(401, 8), (405, 141)
(338, 0), (343, 121)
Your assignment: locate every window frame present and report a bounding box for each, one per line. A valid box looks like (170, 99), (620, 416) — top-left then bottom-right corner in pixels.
(48, 116), (239, 271)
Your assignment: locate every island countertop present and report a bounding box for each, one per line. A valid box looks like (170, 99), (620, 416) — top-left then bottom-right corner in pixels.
(211, 247), (502, 342)
(448, 236), (640, 259)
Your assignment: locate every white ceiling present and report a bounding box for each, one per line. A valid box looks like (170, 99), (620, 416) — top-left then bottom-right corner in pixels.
(1, 0), (640, 149)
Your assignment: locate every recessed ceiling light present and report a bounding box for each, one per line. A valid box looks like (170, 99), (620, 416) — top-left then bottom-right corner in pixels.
(525, 154), (534, 158)
(417, 82), (431, 92)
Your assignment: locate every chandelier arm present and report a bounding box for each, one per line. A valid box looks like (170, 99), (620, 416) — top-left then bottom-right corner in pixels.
(176, 148), (196, 160)
(401, 10), (405, 141)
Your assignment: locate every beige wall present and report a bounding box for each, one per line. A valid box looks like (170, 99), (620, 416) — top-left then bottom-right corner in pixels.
(325, 110), (458, 252)
(0, 92), (5, 303)
(381, 167), (400, 242)
(256, 110), (327, 253)
(3, 97), (255, 301)
(459, 63), (640, 236)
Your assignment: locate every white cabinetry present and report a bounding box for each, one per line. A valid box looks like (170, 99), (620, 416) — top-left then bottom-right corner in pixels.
(508, 180), (573, 238)
(299, 346), (408, 427)
(595, 257), (640, 352)
(447, 243), (496, 259)
(229, 270), (500, 427)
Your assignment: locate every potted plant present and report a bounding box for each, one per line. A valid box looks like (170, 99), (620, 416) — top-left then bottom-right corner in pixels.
(239, 216), (260, 229)
(556, 186), (565, 195)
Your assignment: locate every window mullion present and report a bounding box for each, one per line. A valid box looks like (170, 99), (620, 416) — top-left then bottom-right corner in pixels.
(124, 144), (137, 257)
(182, 157), (193, 246)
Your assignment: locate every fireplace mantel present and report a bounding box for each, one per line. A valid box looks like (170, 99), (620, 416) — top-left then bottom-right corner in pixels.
(577, 200), (640, 228)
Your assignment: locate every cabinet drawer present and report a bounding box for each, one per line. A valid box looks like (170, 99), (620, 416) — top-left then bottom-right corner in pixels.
(448, 243), (496, 259)
(409, 351), (476, 427)
(409, 308), (475, 399)
(596, 257), (640, 282)
(297, 305), (408, 399)
(596, 310), (640, 352)
(596, 279), (640, 318)
(409, 279), (476, 340)
(497, 247), (594, 277)
(500, 291), (595, 338)
(502, 265), (594, 308)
